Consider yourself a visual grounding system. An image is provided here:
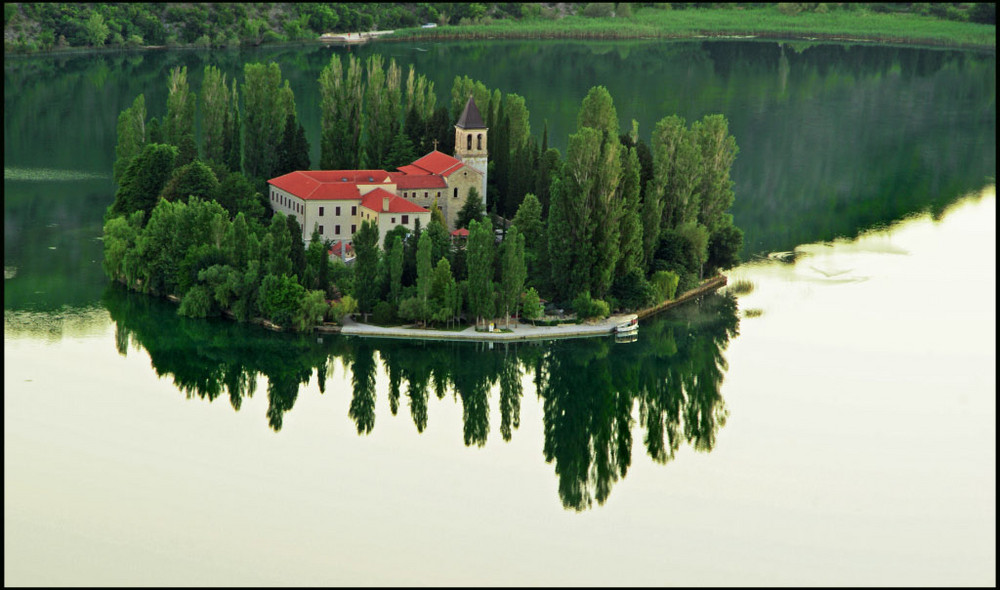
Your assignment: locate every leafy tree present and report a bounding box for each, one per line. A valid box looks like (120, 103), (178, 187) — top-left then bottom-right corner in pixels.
(456, 186), (485, 229)
(706, 221), (744, 274)
(147, 117), (163, 144)
(83, 11), (109, 46)
(521, 287), (542, 325)
(611, 269), (655, 310)
(159, 160), (219, 202)
(328, 295), (358, 324)
(178, 285), (214, 318)
(102, 211), (142, 283)
(111, 143), (178, 220)
(297, 290), (329, 331)
(650, 270), (680, 302)
(113, 94), (146, 185)
(259, 273), (305, 328)
(214, 171), (265, 222)
(353, 219), (381, 320)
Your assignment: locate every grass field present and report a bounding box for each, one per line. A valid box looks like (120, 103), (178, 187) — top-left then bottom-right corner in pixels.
(390, 7), (996, 50)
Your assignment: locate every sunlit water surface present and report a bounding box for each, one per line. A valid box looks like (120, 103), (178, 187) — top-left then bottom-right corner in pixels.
(5, 188), (994, 586)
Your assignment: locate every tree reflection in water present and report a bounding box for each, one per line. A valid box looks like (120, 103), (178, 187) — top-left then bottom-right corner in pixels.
(104, 283), (739, 510)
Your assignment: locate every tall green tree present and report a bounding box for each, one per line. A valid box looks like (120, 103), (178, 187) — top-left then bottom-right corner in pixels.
(200, 65), (229, 165)
(500, 226), (526, 329)
(388, 235), (404, 304)
(262, 212), (293, 278)
(243, 62), (293, 181)
(511, 192), (547, 290)
(224, 79), (242, 173)
(319, 54), (364, 170)
(693, 114), (738, 233)
(415, 230), (433, 325)
(466, 217), (495, 329)
(650, 115), (702, 230)
(163, 66), (196, 154)
(577, 86), (623, 299)
(616, 145), (644, 278)
(277, 113), (311, 175)
(353, 219), (381, 320)
(113, 94), (146, 185)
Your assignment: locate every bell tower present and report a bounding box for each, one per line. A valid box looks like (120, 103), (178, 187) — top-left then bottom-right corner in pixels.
(454, 95), (488, 206)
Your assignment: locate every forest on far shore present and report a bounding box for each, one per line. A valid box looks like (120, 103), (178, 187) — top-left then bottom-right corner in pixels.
(5, 3), (995, 54)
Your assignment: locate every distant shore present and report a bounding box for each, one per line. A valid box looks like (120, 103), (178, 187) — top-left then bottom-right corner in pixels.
(5, 7), (993, 59)
(390, 8), (995, 51)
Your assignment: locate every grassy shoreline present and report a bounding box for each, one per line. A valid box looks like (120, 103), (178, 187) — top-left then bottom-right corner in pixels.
(390, 7), (996, 51)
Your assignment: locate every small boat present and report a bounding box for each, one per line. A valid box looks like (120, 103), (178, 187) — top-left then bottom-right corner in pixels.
(614, 332), (638, 344)
(615, 315), (638, 334)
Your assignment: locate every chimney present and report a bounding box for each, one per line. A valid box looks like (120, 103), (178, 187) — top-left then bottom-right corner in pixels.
(383, 196), (390, 211)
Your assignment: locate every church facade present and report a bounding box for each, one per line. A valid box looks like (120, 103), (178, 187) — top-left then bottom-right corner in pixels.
(266, 96), (488, 249)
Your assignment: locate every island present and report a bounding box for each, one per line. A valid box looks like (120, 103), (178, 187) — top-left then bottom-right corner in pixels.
(102, 53), (744, 340)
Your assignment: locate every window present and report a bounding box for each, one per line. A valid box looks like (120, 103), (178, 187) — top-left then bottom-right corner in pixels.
(335, 225), (340, 235)
(351, 224), (356, 234)
(467, 135), (472, 150)
(319, 225), (324, 234)
(319, 206), (324, 216)
(335, 206), (341, 216)
(477, 134), (482, 150)
(454, 188), (458, 199)
(403, 192), (407, 198)
(351, 206), (357, 215)
(424, 192), (428, 199)
(402, 215), (409, 225)
(391, 217), (396, 224)
(437, 192), (441, 199)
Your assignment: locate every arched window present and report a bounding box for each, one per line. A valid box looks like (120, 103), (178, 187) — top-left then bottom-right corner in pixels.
(467, 134), (472, 150)
(477, 134), (482, 150)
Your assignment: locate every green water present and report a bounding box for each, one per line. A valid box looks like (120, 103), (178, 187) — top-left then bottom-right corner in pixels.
(3, 40), (995, 585)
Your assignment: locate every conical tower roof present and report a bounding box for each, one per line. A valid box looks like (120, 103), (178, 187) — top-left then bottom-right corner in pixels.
(455, 95), (486, 129)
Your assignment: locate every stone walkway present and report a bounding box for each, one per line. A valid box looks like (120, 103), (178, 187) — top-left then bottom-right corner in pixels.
(340, 313), (636, 342)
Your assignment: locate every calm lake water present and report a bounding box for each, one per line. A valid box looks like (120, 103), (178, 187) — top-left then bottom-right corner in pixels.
(4, 39), (996, 585)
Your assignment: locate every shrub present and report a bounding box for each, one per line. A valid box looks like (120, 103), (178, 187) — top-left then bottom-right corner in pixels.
(582, 3), (615, 18)
(372, 300), (397, 325)
(651, 270), (680, 302)
(572, 290), (610, 319)
(178, 285), (213, 318)
(611, 269), (655, 310)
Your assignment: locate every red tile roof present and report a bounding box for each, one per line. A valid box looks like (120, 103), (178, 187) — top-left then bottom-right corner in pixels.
(268, 170), (393, 200)
(410, 151), (465, 177)
(360, 189), (429, 214)
(328, 241), (355, 258)
(450, 228), (470, 237)
(389, 172), (447, 189)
